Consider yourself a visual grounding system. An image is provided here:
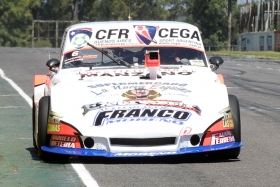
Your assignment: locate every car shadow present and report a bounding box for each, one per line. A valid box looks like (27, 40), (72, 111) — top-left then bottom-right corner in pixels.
(76, 154), (241, 165)
(26, 147), (40, 161)
(26, 147), (241, 164)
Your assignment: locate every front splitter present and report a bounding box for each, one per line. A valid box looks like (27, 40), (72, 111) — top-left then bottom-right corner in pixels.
(42, 142), (243, 157)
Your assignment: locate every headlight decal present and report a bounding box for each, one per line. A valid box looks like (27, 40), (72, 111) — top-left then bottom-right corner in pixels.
(200, 116), (235, 146)
(48, 120), (84, 148)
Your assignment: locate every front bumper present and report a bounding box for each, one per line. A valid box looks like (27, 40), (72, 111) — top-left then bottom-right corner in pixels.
(42, 141), (243, 157)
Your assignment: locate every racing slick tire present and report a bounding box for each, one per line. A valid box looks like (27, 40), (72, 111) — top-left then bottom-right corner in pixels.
(32, 95), (38, 149)
(37, 96), (70, 161)
(209, 94), (241, 159)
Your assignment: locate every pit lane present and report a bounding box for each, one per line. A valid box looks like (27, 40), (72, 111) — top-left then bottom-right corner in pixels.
(0, 47), (280, 186)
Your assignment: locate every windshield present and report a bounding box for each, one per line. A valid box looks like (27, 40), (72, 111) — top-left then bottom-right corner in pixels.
(62, 47), (207, 69)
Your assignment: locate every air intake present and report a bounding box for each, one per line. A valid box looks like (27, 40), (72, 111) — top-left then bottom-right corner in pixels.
(110, 137), (176, 146)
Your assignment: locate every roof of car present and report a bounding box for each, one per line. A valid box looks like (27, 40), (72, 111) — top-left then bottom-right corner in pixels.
(66, 21), (199, 31)
(63, 20), (204, 52)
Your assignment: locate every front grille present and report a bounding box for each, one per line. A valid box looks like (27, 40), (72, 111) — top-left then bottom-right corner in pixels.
(110, 137), (176, 146)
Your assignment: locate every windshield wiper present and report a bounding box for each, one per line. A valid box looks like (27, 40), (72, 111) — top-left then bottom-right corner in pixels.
(87, 42), (131, 68)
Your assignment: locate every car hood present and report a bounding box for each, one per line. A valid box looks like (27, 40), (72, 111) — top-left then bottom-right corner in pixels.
(49, 69), (229, 134)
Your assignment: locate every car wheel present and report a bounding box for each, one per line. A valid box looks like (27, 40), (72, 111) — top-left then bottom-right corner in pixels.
(209, 94), (241, 159)
(37, 96), (70, 161)
(37, 96), (53, 160)
(32, 95), (38, 149)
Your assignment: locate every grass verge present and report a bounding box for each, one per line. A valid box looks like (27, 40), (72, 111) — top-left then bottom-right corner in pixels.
(207, 51), (280, 60)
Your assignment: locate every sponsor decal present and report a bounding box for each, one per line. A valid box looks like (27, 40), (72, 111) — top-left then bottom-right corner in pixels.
(51, 135), (76, 142)
(92, 108), (191, 126)
(89, 27), (202, 49)
(133, 25), (158, 45)
(219, 107), (234, 128)
(47, 124), (60, 133)
(83, 55), (97, 59)
(64, 51), (97, 64)
(211, 131), (235, 145)
(48, 113), (61, 125)
(87, 82), (190, 93)
(189, 60), (205, 66)
(122, 88), (161, 99)
(95, 29), (129, 40)
(69, 28), (92, 48)
(90, 89), (109, 96)
(114, 151), (177, 157)
(88, 82), (188, 88)
(50, 141), (75, 148)
(50, 141), (76, 148)
(50, 135), (77, 148)
(158, 28), (200, 41)
(83, 100), (200, 115)
(47, 111), (63, 133)
(179, 127), (192, 137)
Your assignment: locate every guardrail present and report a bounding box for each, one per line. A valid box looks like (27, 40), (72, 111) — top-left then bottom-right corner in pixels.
(204, 45), (238, 51)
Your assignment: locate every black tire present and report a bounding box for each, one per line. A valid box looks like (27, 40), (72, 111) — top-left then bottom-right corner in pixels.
(32, 95), (38, 149)
(37, 96), (70, 161)
(209, 94), (241, 159)
(37, 96), (52, 160)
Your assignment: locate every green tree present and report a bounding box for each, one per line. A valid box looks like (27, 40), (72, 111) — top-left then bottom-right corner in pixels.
(185, 0), (239, 49)
(34, 0), (72, 20)
(0, 0), (40, 46)
(80, 0), (129, 21)
(166, 0), (187, 21)
(131, 0), (169, 20)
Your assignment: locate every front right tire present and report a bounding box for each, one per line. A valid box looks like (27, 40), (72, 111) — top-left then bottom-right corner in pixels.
(37, 96), (52, 160)
(32, 95), (38, 149)
(37, 96), (70, 161)
(208, 94), (241, 159)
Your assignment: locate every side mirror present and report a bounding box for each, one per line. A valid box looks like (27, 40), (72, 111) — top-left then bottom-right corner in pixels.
(46, 58), (60, 72)
(209, 56), (224, 71)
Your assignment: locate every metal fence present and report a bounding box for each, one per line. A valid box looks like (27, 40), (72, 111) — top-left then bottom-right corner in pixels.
(31, 20), (87, 48)
(240, 1), (280, 33)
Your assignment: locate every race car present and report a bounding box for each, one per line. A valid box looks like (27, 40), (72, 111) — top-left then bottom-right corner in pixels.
(32, 21), (243, 160)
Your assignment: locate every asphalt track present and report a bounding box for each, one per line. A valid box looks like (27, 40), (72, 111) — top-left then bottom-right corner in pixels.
(0, 47), (280, 186)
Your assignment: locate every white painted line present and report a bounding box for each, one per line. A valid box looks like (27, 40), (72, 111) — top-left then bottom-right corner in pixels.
(18, 138), (33, 140)
(0, 68), (99, 187)
(71, 163), (99, 187)
(0, 106), (27, 108)
(0, 94), (20, 96)
(0, 69), (32, 107)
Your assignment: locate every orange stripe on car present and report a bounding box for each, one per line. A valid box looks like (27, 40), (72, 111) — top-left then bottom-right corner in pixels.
(34, 75), (47, 86)
(217, 74), (224, 84)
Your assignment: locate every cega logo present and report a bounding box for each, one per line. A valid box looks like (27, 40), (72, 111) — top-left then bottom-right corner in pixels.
(134, 25), (158, 45)
(69, 28), (92, 48)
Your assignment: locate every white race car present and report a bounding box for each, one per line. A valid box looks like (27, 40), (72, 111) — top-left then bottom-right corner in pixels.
(32, 21), (243, 160)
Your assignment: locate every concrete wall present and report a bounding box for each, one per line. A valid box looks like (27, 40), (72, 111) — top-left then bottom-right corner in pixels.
(238, 31), (274, 51)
